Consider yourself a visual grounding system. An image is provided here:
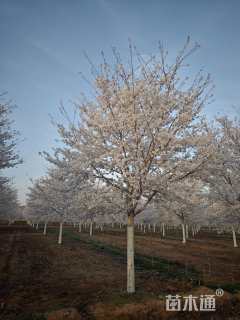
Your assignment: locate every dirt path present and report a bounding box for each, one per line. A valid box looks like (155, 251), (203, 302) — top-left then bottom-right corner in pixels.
(0, 228), (127, 319)
(0, 231), (56, 318)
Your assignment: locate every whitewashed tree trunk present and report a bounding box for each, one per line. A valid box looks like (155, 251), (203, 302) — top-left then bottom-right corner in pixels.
(186, 224), (189, 239)
(78, 222), (82, 233)
(90, 221), (93, 237)
(36, 223), (39, 230)
(127, 215), (135, 293)
(43, 222), (47, 235)
(58, 222), (63, 244)
(192, 226), (195, 238)
(232, 226), (238, 248)
(162, 223), (165, 238)
(181, 223), (186, 244)
(153, 223), (156, 233)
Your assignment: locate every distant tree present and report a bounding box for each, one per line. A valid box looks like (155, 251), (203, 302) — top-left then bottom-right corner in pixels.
(26, 149), (89, 243)
(0, 94), (21, 220)
(0, 96), (21, 171)
(154, 178), (207, 243)
(200, 116), (240, 247)
(76, 182), (126, 236)
(0, 181), (19, 222)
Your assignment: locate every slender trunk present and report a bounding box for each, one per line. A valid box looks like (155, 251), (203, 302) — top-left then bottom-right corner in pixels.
(186, 224), (189, 239)
(192, 226), (195, 237)
(153, 223), (156, 233)
(127, 214), (135, 293)
(36, 223), (39, 230)
(90, 221), (93, 237)
(232, 226), (238, 248)
(58, 222), (63, 245)
(78, 222), (82, 233)
(162, 223), (165, 238)
(181, 223), (186, 244)
(43, 222), (47, 235)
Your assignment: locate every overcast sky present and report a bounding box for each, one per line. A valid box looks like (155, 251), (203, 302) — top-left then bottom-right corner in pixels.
(1, 0), (240, 203)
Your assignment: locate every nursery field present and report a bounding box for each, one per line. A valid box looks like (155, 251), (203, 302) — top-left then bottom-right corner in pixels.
(0, 223), (240, 320)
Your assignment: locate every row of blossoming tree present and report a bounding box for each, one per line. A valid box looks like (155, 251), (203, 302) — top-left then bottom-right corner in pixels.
(25, 38), (240, 293)
(0, 95), (21, 222)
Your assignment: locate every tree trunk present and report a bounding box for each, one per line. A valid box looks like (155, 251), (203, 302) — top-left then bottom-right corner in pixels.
(192, 226), (195, 237)
(90, 221), (93, 237)
(181, 223), (186, 244)
(43, 222), (47, 235)
(232, 226), (238, 248)
(36, 223), (39, 230)
(186, 224), (189, 239)
(78, 222), (82, 233)
(162, 223), (165, 238)
(58, 222), (63, 244)
(127, 214), (135, 293)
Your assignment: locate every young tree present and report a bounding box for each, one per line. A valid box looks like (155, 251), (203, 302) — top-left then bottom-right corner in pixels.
(0, 96), (21, 171)
(0, 95), (21, 221)
(26, 149), (89, 243)
(0, 181), (19, 222)
(200, 116), (240, 246)
(154, 178), (207, 243)
(25, 180), (53, 234)
(56, 39), (214, 293)
(75, 181), (126, 236)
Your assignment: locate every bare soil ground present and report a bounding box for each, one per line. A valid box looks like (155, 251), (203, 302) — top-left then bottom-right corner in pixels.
(0, 224), (240, 320)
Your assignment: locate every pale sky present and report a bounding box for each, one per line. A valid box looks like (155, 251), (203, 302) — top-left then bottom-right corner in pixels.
(1, 0), (239, 203)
